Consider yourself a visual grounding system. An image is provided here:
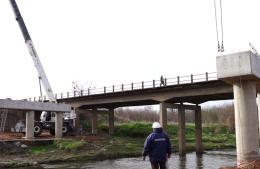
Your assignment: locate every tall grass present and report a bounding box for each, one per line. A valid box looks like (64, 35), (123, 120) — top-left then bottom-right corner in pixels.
(114, 104), (235, 132)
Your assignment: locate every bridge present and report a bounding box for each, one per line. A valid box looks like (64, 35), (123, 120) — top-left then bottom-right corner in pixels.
(28, 72), (234, 155)
(30, 72), (233, 108)
(23, 51), (260, 166)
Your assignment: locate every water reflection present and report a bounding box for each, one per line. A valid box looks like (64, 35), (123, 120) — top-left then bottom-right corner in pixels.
(196, 154), (203, 169)
(179, 155), (186, 169)
(38, 150), (236, 169)
(178, 154), (203, 169)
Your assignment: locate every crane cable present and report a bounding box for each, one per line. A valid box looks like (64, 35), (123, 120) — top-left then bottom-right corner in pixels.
(213, 0), (224, 52)
(214, 0), (220, 52)
(220, 0), (224, 52)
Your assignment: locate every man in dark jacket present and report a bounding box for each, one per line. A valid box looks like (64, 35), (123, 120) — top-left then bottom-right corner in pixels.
(142, 122), (172, 169)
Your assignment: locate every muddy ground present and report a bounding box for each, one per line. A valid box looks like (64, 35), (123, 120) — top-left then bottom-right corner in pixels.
(0, 132), (125, 168)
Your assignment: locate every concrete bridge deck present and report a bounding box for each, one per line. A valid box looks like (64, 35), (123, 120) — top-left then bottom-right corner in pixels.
(30, 72), (233, 109)
(58, 80), (233, 109)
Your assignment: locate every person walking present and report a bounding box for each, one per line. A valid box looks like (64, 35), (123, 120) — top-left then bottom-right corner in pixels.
(142, 122), (172, 169)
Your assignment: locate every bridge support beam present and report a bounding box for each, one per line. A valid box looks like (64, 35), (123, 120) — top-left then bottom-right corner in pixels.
(108, 109), (115, 135)
(195, 105), (203, 154)
(159, 102), (167, 130)
(178, 105), (186, 156)
(55, 112), (63, 138)
(26, 111), (34, 139)
(91, 112), (98, 134)
(234, 81), (260, 165)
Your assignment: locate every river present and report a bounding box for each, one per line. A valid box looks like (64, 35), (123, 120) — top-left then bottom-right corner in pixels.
(36, 150), (236, 169)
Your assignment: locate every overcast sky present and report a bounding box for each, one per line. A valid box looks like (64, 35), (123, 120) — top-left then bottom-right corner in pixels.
(0, 0), (259, 100)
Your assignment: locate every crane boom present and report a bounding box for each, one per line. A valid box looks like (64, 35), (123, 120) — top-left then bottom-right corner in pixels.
(9, 0), (56, 102)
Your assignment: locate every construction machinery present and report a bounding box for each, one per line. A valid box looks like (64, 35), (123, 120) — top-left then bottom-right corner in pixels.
(9, 0), (76, 136)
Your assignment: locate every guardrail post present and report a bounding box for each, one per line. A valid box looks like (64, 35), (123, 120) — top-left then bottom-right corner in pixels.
(131, 83), (134, 90)
(104, 87), (106, 94)
(191, 74), (193, 83)
(206, 72), (208, 81)
(113, 85), (115, 92)
(88, 88), (90, 95)
(177, 76), (180, 85)
(122, 84), (124, 91)
(153, 80), (155, 88)
(142, 81), (144, 89)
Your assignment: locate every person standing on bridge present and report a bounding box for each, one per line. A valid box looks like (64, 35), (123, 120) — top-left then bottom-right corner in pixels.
(160, 75), (165, 86)
(142, 122), (171, 169)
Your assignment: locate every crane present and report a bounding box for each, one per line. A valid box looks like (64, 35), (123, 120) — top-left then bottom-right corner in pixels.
(9, 0), (56, 102)
(9, 0), (75, 136)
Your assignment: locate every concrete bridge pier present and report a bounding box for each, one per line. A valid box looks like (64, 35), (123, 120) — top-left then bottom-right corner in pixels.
(178, 105), (186, 156)
(108, 109), (115, 135)
(257, 93), (260, 139)
(91, 111), (97, 134)
(55, 112), (63, 138)
(234, 81), (260, 164)
(91, 111), (98, 135)
(26, 111), (34, 139)
(159, 102), (167, 130)
(217, 51), (260, 166)
(195, 105), (203, 154)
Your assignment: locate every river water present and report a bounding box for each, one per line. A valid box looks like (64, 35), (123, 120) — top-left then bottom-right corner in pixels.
(39, 150), (236, 169)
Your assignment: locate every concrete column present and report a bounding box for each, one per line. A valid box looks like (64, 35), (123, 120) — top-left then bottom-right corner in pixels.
(159, 102), (167, 130)
(55, 112), (63, 138)
(108, 109), (115, 135)
(257, 93), (260, 140)
(91, 112), (98, 134)
(234, 81), (260, 166)
(26, 111), (34, 139)
(195, 105), (203, 154)
(74, 108), (81, 135)
(178, 105), (186, 155)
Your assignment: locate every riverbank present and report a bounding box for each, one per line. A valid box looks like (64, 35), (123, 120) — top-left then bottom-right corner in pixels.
(0, 123), (236, 168)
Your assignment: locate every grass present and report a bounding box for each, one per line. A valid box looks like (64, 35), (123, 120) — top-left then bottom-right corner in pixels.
(53, 139), (85, 151)
(30, 145), (54, 154)
(28, 122), (235, 162)
(30, 139), (86, 155)
(98, 122), (236, 151)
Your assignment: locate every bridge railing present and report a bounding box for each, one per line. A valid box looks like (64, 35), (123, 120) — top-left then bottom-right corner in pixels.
(29, 72), (217, 102)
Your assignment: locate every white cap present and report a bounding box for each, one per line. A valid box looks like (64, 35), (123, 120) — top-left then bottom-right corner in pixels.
(152, 122), (161, 128)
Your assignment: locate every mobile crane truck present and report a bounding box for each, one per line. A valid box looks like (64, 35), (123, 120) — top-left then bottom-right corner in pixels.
(9, 0), (76, 136)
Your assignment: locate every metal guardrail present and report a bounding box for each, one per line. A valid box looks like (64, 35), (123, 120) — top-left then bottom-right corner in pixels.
(29, 72), (217, 102)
